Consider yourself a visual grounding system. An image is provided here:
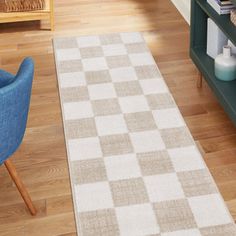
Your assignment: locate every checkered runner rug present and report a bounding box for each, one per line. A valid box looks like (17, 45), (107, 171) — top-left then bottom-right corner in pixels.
(53, 32), (236, 236)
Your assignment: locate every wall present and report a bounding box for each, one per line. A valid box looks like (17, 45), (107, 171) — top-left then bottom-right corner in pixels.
(171, 0), (190, 24)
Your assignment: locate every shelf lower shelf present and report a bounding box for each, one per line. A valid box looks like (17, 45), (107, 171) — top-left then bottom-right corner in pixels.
(190, 47), (236, 125)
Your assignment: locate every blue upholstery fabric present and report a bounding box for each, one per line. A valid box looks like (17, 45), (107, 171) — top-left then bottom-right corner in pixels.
(0, 58), (34, 165)
(0, 70), (15, 88)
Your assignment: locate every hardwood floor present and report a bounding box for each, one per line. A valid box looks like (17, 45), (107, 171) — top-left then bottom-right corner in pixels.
(0, 0), (236, 235)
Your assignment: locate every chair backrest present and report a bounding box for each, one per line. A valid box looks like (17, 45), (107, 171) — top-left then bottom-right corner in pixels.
(0, 58), (34, 164)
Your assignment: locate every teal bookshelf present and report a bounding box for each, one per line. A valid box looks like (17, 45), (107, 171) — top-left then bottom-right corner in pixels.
(190, 0), (236, 125)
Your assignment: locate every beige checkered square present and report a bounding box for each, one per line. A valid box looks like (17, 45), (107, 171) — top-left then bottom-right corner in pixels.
(79, 209), (120, 236)
(100, 34), (122, 45)
(125, 43), (149, 54)
(177, 170), (217, 197)
(146, 93), (175, 110)
(72, 158), (107, 184)
(153, 199), (197, 232)
(135, 65), (161, 79)
(58, 60), (82, 73)
(114, 81), (142, 97)
(61, 86), (89, 102)
(124, 111), (157, 132)
(137, 151), (174, 176)
(160, 127), (194, 149)
(85, 70), (111, 84)
(200, 223), (236, 236)
(100, 134), (133, 156)
(106, 55), (131, 68)
(110, 178), (149, 206)
(65, 118), (97, 139)
(54, 37), (78, 49)
(80, 46), (104, 58)
(92, 98), (121, 116)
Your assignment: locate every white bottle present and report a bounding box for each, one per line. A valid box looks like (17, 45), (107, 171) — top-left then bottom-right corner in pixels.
(215, 46), (236, 81)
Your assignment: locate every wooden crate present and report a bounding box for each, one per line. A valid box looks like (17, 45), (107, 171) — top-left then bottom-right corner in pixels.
(0, 0), (45, 12)
(0, 0), (54, 30)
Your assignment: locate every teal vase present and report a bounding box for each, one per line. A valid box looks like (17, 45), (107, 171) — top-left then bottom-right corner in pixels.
(215, 46), (236, 81)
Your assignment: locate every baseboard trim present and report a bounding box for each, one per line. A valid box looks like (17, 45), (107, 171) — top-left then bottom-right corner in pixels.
(171, 0), (190, 25)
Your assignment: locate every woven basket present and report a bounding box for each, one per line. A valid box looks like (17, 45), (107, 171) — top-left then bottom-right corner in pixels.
(0, 0), (45, 12)
(231, 9), (236, 27)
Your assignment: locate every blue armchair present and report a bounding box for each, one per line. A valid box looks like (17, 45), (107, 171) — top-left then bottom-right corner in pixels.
(0, 58), (36, 215)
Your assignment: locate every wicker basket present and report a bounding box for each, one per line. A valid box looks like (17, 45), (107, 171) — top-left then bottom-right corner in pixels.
(231, 9), (236, 27)
(0, 0), (45, 12)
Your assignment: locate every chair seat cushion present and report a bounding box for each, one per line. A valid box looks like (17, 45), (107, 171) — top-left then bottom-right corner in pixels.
(0, 69), (15, 88)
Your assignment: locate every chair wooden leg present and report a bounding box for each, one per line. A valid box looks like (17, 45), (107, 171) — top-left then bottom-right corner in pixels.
(4, 159), (37, 216)
(197, 71), (203, 88)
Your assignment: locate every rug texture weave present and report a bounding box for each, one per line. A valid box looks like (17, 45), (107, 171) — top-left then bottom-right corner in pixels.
(53, 32), (236, 236)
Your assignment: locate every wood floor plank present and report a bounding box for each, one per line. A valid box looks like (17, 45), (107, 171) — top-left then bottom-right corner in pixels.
(0, 199), (46, 225)
(46, 195), (74, 216)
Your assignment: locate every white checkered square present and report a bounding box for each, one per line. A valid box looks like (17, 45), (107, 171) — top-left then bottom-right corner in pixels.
(63, 101), (93, 120)
(88, 83), (116, 100)
(139, 79), (168, 95)
(119, 95), (149, 113)
(95, 114), (128, 136)
(104, 154), (141, 181)
(76, 182), (113, 212)
(102, 44), (127, 56)
(130, 130), (165, 153)
(56, 48), (81, 61)
(188, 194), (232, 228)
(110, 67), (138, 82)
(82, 57), (108, 71)
(59, 72), (86, 88)
(144, 173), (185, 202)
(168, 146), (205, 172)
(153, 108), (185, 129)
(77, 35), (100, 48)
(129, 53), (155, 66)
(116, 204), (160, 236)
(68, 137), (102, 161)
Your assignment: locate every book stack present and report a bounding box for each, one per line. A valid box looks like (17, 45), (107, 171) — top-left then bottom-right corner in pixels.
(207, 0), (235, 14)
